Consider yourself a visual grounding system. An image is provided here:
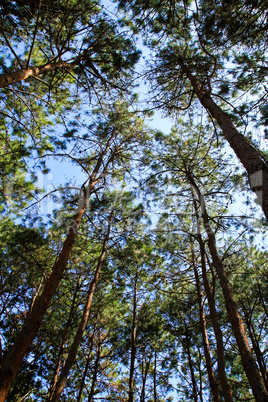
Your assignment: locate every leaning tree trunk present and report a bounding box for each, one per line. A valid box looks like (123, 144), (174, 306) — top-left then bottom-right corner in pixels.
(50, 214), (112, 402)
(179, 59), (268, 221)
(189, 173), (268, 402)
(0, 138), (113, 402)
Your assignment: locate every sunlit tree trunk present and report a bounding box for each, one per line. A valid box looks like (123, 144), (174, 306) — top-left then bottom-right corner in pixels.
(180, 59), (268, 221)
(189, 172), (268, 402)
(191, 248), (221, 402)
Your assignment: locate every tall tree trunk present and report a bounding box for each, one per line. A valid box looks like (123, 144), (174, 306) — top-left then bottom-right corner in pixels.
(0, 138), (113, 402)
(128, 268), (138, 402)
(180, 59), (268, 221)
(192, 197), (233, 402)
(87, 340), (101, 402)
(153, 351), (157, 402)
(50, 214), (112, 402)
(198, 235), (233, 402)
(47, 280), (81, 401)
(189, 173), (268, 402)
(244, 310), (268, 389)
(140, 357), (150, 402)
(77, 318), (99, 402)
(191, 249), (221, 402)
(185, 325), (198, 402)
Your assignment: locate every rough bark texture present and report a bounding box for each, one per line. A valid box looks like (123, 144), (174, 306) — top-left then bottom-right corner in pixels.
(0, 140), (113, 402)
(50, 216), (112, 402)
(180, 59), (268, 221)
(192, 250), (221, 402)
(190, 175), (268, 402)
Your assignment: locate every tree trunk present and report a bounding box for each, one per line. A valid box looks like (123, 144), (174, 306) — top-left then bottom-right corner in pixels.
(77, 319), (99, 402)
(244, 310), (268, 390)
(87, 340), (101, 402)
(47, 280), (81, 401)
(192, 195), (233, 402)
(140, 357), (150, 402)
(191, 249), (221, 402)
(197, 235), (233, 402)
(189, 174), (268, 401)
(128, 268), (138, 402)
(180, 59), (268, 221)
(185, 325), (198, 402)
(50, 215), (112, 402)
(0, 138), (113, 402)
(153, 351), (157, 402)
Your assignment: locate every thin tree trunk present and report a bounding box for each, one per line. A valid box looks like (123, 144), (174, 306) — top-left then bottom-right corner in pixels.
(0, 138), (113, 402)
(185, 325), (198, 402)
(50, 214), (113, 402)
(87, 341), (101, 402)
(244, 311), (268, 390)
(140, 358), (150, 402)
(153, 351), (157, 402)
(189, 173), (268, 401)
(77, 318), (99, 402)
(128, 268), (138, 402)
(198, 235), (233, 402)
(192, 196), (233, 402)
(179, 59), (268, 221)
(47, 280), (81, 401)
(191, 249), (221, 402)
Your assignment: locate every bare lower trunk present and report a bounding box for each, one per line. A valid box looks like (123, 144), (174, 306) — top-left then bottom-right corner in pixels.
(192, 249), (221, 402)
(190, 175), (268, 401)
(180, 59), (268, 221)
(140, 358), (150, 402)
(50, 215), (112, 402)
(185, 325), (198, 402)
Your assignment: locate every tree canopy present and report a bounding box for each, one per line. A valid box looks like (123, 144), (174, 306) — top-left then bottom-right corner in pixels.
(0, 0), (268, 401)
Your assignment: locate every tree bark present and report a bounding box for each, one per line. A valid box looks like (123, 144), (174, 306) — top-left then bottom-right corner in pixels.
(50, 214), (112, 402)
(189, 173), (268, 401)
(191, 249), (221, 402)
(0, 138), (113, 402)
(185, 325), (198, 402)
(192, 195), (233, 402)
(0, 58), (81, 88)
(180, 59), (268, 221)
(197, 235), (233, 402)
